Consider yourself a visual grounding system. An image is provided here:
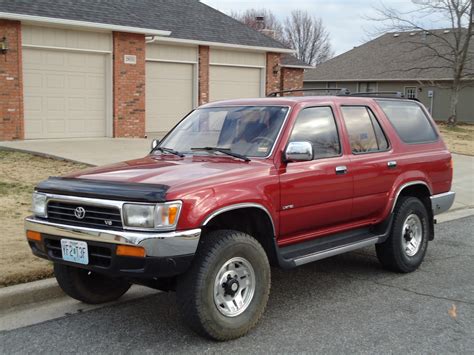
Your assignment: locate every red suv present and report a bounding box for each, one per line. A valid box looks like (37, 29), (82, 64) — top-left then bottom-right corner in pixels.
(26, 92), (455, 340)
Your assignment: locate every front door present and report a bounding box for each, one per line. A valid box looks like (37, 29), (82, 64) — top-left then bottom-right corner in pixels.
(279, 106), (353, 245)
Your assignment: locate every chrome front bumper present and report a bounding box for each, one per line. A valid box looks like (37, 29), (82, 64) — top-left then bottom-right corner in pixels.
(431, 191), (456, 215)
(25, 217), (201, 258)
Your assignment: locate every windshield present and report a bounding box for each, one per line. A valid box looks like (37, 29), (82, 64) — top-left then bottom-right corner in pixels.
(159, 106), (289, 158)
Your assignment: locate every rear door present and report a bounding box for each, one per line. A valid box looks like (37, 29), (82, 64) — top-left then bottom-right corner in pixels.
(340, 104), (398, 222)
(279, 106), (353, 243)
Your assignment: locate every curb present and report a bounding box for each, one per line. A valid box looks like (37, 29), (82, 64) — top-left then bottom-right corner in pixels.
(436, 207), (474, 224)
(0, 278), (64, 312)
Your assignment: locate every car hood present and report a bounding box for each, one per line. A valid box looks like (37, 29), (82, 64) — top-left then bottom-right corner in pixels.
(38, 155), (274, 201)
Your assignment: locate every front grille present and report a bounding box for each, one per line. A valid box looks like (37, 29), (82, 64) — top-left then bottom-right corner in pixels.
(47, 201), (123, 231)
(44, 237), (113, 268)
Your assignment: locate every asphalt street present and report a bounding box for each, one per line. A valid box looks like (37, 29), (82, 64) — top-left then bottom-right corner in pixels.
(1, 216), (473, 354)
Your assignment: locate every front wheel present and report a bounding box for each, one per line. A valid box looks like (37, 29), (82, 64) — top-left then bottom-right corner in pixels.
(54, 263), (131, 304)
(376, 196), (430, 273)
(176, 230), (271, 341)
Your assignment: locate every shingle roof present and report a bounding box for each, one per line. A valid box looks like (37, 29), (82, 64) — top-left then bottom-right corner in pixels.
(0, 0), (289, 50)
(280, 54), (313, 69)
(305, 29), (474, 81)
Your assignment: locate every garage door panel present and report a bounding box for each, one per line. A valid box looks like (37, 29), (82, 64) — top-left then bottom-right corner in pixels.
(209, 66), (262, 102)
(23, 48), (107, 139)
(146, 61), (194, 134)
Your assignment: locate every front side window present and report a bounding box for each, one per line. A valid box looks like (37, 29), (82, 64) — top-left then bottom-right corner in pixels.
(376, 100), (438, 143)
(341, 106), (389, 153)
(289, 107), (341, 160)
(159, 106), (289, 158)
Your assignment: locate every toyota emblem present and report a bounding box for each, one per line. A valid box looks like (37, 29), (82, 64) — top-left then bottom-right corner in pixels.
(74, 207), (86, 220)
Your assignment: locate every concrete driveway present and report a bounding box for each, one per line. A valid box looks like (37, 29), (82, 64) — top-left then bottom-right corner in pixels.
(0, 138), (473, 209)
(0, 138), (153, 166)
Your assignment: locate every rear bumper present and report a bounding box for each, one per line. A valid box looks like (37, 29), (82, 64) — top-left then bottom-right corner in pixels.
(25, 216), (200, 278)
(431, 191), (456, 215)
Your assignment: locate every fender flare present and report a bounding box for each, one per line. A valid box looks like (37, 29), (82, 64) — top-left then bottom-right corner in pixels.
(201, 203), (276, 237)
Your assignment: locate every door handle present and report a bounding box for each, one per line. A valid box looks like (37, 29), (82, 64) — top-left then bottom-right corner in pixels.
(335, 166), (348, 175)
(387, 161), (397, 169)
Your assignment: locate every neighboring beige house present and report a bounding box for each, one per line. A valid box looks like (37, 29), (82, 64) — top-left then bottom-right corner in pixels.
(304, 29), (474, 123)
(0, 0), (310, 141)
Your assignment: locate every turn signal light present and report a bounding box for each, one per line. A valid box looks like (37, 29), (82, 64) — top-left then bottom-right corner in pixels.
(116, 245), (146, 258)
(26, 230), (42, 242)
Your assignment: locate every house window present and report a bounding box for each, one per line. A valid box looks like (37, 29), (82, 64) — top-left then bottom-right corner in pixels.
(359, 82), (377, 93)
(405, 87), (417, 99)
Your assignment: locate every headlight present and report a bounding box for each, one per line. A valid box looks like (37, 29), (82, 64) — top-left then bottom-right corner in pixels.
(32, 192), (47, 217)
(123, 201), (182, 230)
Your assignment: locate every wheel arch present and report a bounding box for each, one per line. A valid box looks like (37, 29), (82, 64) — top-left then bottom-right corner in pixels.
(391, 180), (432, 213)
(201, 203), (278, 265)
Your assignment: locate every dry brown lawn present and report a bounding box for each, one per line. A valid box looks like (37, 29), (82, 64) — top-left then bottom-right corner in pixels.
(0, 150), (88, 287)
(438, 123), (474, 156)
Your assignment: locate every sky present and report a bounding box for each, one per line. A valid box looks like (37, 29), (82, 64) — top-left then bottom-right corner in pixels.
(201, 0), (451, 55)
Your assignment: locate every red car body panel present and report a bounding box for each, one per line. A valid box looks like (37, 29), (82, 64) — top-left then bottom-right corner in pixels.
(65, 96), (453, 247)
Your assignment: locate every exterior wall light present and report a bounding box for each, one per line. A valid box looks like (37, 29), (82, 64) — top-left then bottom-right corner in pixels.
(273, 63), (280, 75)
(0, 37), (9, 54)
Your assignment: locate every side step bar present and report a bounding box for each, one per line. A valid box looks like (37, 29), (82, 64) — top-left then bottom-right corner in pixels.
(293, 236), (380, 266)
(275, 215), (393, 269)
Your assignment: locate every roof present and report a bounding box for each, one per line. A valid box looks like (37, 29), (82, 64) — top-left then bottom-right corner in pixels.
(280, 54), (313, 69)
(0, 0), (290, 51)
(305, 29), (474, 81)
(201, 95), (413, 108)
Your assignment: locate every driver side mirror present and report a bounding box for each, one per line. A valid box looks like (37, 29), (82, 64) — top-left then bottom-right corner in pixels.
(151, 139), (160, 150)
(284, 141), (313, 162)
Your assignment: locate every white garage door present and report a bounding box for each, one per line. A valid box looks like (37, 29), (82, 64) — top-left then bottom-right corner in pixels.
(209, 66), (262, 102)
(23, 48), (107, 139)
(146, 61), (194, 134)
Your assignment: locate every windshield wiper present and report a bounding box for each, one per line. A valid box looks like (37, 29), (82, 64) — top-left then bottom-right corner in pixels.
(152, 146), (185, 157)
(191, 147), (251, 162)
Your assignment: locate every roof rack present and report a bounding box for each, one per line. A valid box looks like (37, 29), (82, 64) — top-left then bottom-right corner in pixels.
(267, 88), (350, 97)
(348, 91), (405, 98)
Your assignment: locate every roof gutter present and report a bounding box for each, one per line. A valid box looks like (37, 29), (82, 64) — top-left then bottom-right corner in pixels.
(0, 12), (172, 36)
(303, 78), (460, 82)
(151, 36), (295, 54)
(281, 64), (314, 69)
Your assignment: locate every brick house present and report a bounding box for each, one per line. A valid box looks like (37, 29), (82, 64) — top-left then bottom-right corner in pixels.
(0, 0), (308, 141)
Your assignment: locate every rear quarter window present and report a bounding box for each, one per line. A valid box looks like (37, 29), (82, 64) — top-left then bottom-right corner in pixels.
(376, 100), (438, 144)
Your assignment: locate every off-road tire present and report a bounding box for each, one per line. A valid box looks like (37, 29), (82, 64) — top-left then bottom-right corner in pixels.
(54, 263), (131, 304)
(376, 196), (430, 273)
(176, 230), (271, 341)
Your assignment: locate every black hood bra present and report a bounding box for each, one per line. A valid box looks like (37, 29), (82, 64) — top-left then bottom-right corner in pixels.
(36, 177), (169, 203)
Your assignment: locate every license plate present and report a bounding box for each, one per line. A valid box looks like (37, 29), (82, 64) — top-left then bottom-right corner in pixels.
(61, 239), (89, 265)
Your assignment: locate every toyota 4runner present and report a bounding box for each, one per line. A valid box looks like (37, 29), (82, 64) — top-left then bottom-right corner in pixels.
(25, 91), (455, 340)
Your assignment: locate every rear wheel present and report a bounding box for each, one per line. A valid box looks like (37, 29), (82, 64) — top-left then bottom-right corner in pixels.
(176, 230), (271, 341)
(376, 196), (430, 273)
(54, 263), (131, 304)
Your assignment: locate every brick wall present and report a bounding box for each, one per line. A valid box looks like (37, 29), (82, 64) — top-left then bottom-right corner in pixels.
(113, 32), (146, 138)
(0, 20), (24, 141)
(281, 67), (305, 96)
(265, 52), (281, 95)
(198, 45), (210, 105)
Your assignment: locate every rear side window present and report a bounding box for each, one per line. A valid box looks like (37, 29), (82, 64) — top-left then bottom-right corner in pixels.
(341, 106), (389, 153)
(376, 100), (438, 143)
(289, 107), (341, 159)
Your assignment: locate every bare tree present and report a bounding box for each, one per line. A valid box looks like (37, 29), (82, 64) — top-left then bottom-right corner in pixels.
(230, 8), (285, 43)
(284, 10), (334, 66)
(371, 0), (473, 126)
